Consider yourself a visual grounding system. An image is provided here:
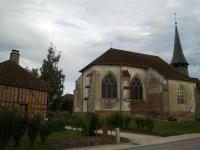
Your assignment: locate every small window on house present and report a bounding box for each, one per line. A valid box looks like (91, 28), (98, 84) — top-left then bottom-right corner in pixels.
(131, 76), (143, 100)
(177, 85), (185, 104)
(102, 73), (117, 98)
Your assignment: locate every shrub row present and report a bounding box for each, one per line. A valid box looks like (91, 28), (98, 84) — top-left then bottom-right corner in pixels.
(67, 112), (155, 134)
(68, 113), (101, 136)
(134, 115), (154, 131)
(0, 108), (58, 148)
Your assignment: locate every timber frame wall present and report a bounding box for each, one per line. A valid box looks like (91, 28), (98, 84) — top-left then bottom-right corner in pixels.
(0, 84), (48, 119)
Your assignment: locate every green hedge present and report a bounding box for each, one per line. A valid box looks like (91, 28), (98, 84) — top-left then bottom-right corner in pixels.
(0, 108), (59, 148)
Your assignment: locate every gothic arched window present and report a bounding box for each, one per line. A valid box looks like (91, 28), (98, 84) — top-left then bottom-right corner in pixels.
(102, 73), (117, 98)
(131, 76), (143, 100)
(177, 85), (185, 104)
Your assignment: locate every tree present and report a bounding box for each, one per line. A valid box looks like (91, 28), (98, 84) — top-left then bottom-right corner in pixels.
(25, 67), (40, 79)
(40, 43), (65, 111)
(61, 94), (73, 112)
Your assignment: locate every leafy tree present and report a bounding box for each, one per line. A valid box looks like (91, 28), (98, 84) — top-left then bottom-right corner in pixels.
(40, 43), (65, 110)
(61, 94), (73, 112)
(25, 67), (40, 79)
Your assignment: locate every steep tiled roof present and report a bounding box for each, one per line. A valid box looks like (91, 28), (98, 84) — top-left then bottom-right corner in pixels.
(80, 48), (195, 82)
(0, 60), (48, 91)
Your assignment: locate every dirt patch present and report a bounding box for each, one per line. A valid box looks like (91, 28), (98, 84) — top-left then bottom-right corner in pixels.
(49, 135), (129, 148)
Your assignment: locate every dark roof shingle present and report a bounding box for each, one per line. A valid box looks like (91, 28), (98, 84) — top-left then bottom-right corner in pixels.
(0, 60), (48, 91)
(80, 48), (195, 82)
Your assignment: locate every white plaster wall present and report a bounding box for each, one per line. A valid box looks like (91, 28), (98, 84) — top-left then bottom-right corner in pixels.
(80, 65), (151, 112)
(168, 79), (196, 113)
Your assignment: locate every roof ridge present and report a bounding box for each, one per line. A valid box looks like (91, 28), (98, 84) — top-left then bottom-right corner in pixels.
(109, 48), (158, 58)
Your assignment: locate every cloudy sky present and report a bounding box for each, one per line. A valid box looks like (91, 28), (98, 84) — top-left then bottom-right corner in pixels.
(0, 0), (200, 94)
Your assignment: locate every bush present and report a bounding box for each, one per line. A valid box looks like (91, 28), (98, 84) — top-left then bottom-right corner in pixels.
(40, 121), (53, 144)
(12, 112), (27, 147)
(167, 115), (177, 121)
(27, 115), (41, 146)
(48, 111), (71, 125)
(50, 119), (65, 131)
(145, 117), (154, 131)
(80, 115), (91, 136)
(0, 108), (15, 148)
(134, 115), (145, 130)
(109, 112), (125, 128)
(86, 113), (101, 136)
(70, 114), (82, 130)
(123, 114), (132, 128)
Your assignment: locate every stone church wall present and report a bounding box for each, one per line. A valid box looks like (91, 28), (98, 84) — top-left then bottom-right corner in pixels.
(195, 88), (200, 118)
(130, 68), (166, 117)
(74, 76), (82, 112)
(73, 65), (197, 120)
(168, 79), (196, 120)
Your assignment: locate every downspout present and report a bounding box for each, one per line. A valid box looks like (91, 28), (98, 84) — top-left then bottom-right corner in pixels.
(119, 65), (122, 112)
(82, 72), (84, 113)
(17, 87), (20, 103)
(167, 80), (170, 117)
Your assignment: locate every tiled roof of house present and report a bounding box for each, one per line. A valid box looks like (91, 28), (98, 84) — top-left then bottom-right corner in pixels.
(0, 60), (48, 91)
(80, 48), (195, 82)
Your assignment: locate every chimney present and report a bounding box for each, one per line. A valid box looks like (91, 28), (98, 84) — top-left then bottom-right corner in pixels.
(10, 50), (20, 64)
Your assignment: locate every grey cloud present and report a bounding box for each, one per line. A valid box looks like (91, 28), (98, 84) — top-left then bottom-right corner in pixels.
(55, 20), (84, 30)
(1, 0), (200, 94)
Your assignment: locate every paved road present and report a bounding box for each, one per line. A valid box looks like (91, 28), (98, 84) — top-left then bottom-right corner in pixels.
(125, 138), (200, 150)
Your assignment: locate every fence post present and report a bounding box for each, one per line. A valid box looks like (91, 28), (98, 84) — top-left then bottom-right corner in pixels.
(115, 128), (120, 143)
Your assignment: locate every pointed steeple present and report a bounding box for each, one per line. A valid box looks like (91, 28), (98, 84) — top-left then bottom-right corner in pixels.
(171, 21), (189, 76)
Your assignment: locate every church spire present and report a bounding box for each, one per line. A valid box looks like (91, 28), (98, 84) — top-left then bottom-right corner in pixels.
(170, 18), (189, 76)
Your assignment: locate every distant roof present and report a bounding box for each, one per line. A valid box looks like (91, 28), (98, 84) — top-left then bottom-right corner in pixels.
(80, 48), (195, 82)
(0, 60), (48, 91)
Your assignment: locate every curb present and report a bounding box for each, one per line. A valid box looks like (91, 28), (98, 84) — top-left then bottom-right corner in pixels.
(119, 137), (200, 150)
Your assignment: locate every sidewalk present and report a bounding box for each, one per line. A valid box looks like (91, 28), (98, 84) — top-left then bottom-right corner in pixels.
(67, 130), (200, 150)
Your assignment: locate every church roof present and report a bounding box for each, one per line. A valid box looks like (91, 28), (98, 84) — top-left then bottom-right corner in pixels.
(171, 24), (189, 65)
(80, 48), (194, 82)
(0, 60), (48, 91)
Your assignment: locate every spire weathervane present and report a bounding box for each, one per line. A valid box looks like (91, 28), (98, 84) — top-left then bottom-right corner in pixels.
(109, 42), (113, 48)
(174, 13), (177, 25)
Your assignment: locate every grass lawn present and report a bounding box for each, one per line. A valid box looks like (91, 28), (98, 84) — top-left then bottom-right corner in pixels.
(3, 129), (128, 150)
(127, 120), (200, 137)
(152, 120), (200, 136)
(4, 129), (81, 150)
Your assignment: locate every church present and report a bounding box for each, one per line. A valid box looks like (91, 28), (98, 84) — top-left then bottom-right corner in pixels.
(74, 23), (200, 120)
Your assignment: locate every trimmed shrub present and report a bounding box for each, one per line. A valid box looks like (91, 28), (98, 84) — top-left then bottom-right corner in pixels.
(100, 116), (108, 135)
(40, 121), (53, 144)
(0, 108), (15, 148)
(123, 114), (132, 128)
(70, 114), (82, 130)
(167, 115), (177, 121)
(145, 117), (154, 131)
(134, 115), (145, 130)
(109, 112), (125, 128)
(87, 113), (101, 136)
(12, 112), (27, 147)
(27, 115), (41, 146)
(80, 115), (91, 136)
(50, 119), (65, 131)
